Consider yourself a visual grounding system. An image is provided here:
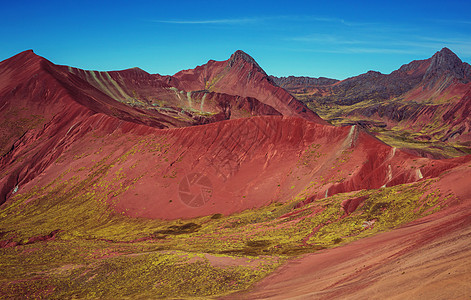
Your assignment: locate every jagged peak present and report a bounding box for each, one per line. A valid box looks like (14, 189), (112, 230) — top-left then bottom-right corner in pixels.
(227, 50), (265, 74)
(122, 67), (150, 74)
(430, 47), (462, 66)
(424, 47), (471, 84)
(436, 47), (456, 56)
(128, 67), (145, 71)
(229, 50), (257, 64)
(20, 49), (35, 55)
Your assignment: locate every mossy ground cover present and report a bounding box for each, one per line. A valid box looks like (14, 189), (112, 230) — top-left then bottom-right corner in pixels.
(372, 128), (471, 158)
(296, 93), (471, 158)
(0, 147), (448, 300)
(1, 242), (277, 299)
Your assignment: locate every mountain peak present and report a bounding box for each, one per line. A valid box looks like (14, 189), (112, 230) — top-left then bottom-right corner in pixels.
(431, 47), (461, 66)
(0, 49), (48, 72)
(6, 49), (41, 61)
(438, 47), (454, 55)
(424, 47), (471, 85)
(20, 49), (35, 55)
(229, 50), (256, 64)
(227, 50), (265, 74)
(15, 49), (43, 60)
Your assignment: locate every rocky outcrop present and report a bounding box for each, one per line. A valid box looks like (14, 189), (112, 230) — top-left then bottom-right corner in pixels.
(423, 47), (471, 87)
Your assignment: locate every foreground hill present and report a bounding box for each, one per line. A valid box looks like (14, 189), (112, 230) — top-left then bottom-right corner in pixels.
(0, 50), (470, 298)
(272, 48), (471, 158)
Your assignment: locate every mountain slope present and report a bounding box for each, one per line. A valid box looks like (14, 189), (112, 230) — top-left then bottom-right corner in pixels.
(273, 48), (471, 158)
(6, 110), (468, 218)
(1, 49), (471, 299)
(1, 50), (467, 216)
(165, 50), (328, 124)
(0, 50), (283, 204)
(1, 49), (470, 218)
(64, 63), (282, 125)
(228, 170), (471, 299)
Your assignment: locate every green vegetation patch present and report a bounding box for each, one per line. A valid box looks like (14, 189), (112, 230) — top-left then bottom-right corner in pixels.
(0, 148), (449, 298)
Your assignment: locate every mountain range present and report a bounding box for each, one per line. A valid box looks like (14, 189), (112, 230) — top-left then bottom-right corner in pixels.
(271, 47), (471, 158)
(1, 48), (470, 299)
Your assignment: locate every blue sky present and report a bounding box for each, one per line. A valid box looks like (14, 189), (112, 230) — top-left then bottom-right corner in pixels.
(1, 0), (470, 79)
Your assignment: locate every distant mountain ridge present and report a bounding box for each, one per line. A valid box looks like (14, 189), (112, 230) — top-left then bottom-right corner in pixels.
(273, 48), (471, 104)
(423, 47), (471, 87)
(269, 75), (339, 90)
(272, 48), (471, 158)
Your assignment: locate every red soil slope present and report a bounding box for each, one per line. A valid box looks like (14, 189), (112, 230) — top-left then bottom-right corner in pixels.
(0, 50), (193, 203)
(64, 64), (282, 125)
(226, 164), (471, 299)
(0, 49), (302, 206)
(0, 50), (285, 153)
(2, 109), (470, 219)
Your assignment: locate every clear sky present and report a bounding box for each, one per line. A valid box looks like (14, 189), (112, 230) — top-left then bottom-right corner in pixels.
(1, 0), (470, 79)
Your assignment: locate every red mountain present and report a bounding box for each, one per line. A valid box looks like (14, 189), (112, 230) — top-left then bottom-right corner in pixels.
(163, 50), (327, 124)
(1, 49), (470, 299)
(272, 48), (471, 157)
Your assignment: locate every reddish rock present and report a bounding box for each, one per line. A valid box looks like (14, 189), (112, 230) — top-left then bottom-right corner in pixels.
(341, 196), (368, 214)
